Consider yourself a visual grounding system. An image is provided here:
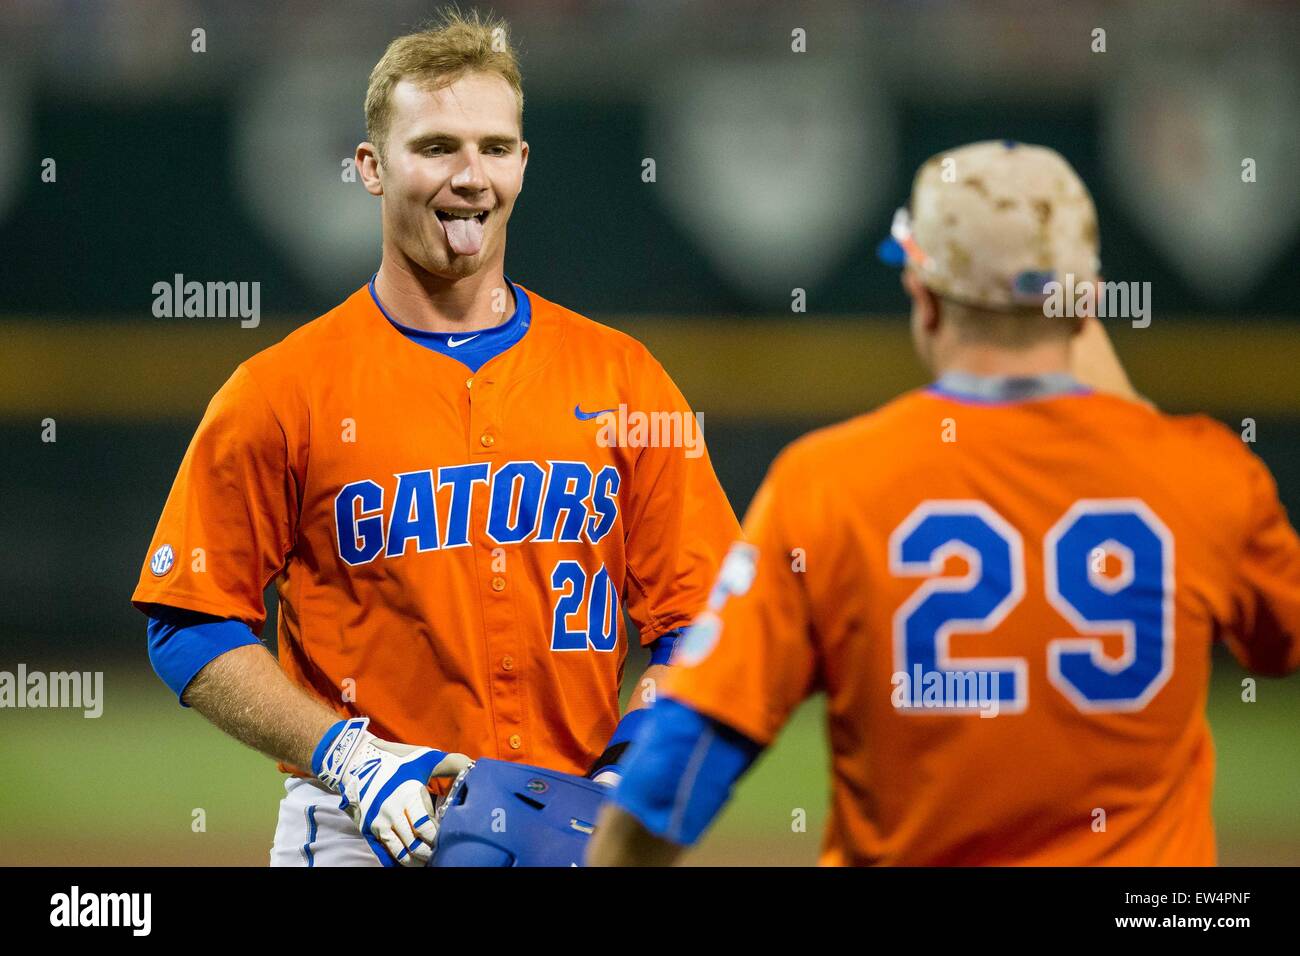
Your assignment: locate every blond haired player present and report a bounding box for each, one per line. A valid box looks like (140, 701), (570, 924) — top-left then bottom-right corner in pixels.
(589, 141), (1300, 866)
(132, 11), (737, 866)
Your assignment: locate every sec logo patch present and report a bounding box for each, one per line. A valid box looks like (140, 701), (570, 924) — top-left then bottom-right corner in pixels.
(150, 544), (175, 576)
(708, 541), (758, 610)
(674, 612), (722, 667)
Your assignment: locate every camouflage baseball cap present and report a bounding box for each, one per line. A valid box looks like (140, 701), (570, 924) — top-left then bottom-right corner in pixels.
(878, 140), (1100, 310)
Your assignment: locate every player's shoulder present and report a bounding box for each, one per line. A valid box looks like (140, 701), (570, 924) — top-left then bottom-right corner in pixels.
(248, 286), (367, 367)
(742, 393), (935, 537)
(520, 285), (662, 368)
(839, 387), (1251, 468)
(773, 389), (937, 473)
(1159, 409), (1248, 450)
(1155, 409), (1269, 483)
(221, 285), (371, 406)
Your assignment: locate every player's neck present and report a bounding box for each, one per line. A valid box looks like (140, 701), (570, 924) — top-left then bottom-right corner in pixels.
(373, 256), (515, 333)
(935, 341), (1071, 380)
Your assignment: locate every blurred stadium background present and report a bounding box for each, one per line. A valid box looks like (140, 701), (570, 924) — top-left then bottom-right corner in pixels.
(2, 0), (1298, 865)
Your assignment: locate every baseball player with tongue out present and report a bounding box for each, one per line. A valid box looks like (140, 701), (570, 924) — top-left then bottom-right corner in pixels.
(131, 10), (738, 866)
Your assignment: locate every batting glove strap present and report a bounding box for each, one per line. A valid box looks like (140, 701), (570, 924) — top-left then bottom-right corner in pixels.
(312, 717), (371, 792)
(310, 717), (470, 866)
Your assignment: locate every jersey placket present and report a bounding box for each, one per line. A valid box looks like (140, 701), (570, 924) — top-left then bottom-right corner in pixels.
(465, 370), (528, 761)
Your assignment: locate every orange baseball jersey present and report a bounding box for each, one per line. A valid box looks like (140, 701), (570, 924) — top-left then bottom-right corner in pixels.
(665, 385), (1300, 865)
(132, 282), (738, 777)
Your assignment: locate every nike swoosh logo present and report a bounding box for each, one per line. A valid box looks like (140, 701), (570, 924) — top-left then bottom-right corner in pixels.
(448, 334), (479, 347)
(574, 405), (616, 421)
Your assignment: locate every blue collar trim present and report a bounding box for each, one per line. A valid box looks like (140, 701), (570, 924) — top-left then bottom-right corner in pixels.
(927, 372), (1091, 404)
(367, 273), (530, 341)
(367, 274), (532, 373)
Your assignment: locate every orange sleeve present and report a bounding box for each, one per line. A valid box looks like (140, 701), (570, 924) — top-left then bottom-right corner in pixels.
(1222, 448), (1300, 676)
(130, 364), (300, 630)
(620, 356), (740, 644)
(662, 453), (818, 745)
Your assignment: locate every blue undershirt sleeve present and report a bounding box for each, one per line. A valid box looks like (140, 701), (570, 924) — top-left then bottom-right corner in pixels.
(145, 604), (262, 706)
(647, 629), (681, 666)
(585, 629), (685, 778)
(610, 696), (763, 846)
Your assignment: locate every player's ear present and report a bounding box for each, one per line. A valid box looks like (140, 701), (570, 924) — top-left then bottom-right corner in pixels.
(519, 139), (529, 182)
(923, 286), (942, 334)
(356, 142), (384, 197)
(900, 268), (920, 304)
(903, 270), (940, 334)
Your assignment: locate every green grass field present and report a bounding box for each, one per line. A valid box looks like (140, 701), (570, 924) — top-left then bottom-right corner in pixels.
(3, 654), (1296, 866)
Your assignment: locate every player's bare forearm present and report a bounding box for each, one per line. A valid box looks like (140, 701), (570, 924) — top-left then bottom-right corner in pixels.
(181, 643), (341, 771)
(627, 662), (671, 713)
(588, 804), (684, 867)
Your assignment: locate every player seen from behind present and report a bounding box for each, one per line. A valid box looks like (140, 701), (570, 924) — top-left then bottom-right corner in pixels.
(588, 141), (1300, 866)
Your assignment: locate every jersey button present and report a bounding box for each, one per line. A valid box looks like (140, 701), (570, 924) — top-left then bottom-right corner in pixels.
(491, 576), (506, 591)
(501, 656), (514, 671)
(508, 734), (522, 750)
(480, 433), (495, 448)
(465, 377), (473, 389)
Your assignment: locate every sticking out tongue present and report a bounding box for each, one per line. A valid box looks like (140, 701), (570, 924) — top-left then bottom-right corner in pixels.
(441, 215), (485, 257)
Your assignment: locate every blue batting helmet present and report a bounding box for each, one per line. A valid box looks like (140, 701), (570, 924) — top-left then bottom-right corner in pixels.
(429, 758), (609, 867)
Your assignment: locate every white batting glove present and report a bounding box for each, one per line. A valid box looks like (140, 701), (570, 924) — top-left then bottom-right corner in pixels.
(312, 717), (471, 867)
